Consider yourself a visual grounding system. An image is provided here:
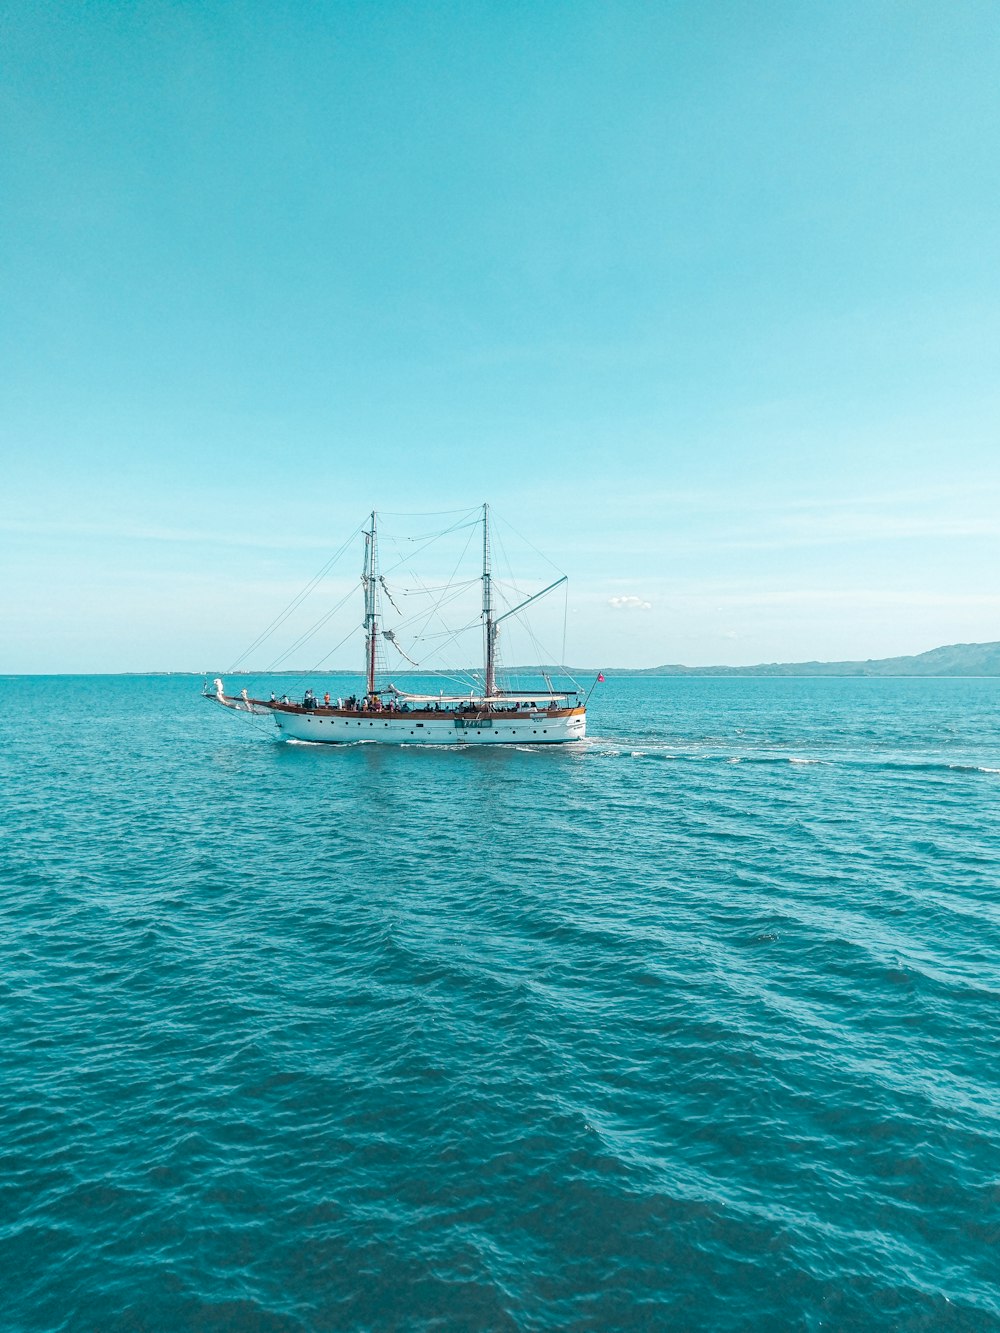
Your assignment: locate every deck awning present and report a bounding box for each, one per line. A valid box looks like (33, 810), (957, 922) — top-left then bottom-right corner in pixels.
(386, 684), (575, 704)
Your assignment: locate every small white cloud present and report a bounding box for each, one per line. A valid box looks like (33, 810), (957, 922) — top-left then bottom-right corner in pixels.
(609, 595), (652, 611)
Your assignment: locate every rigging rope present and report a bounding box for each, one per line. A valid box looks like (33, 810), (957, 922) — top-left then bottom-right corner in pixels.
(379, 518), (479, 670)
(309, 622), (363, 673)
(266, 583), (359, 671)
(227, 523), (363, 671)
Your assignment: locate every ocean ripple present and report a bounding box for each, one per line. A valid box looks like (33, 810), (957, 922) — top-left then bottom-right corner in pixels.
(0, 675), (998, 1330)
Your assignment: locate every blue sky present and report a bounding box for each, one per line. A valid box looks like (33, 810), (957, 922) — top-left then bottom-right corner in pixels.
(3, 0), (999, 672)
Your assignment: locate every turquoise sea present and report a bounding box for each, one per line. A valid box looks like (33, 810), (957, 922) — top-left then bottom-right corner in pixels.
(1, 674), (998, 1331)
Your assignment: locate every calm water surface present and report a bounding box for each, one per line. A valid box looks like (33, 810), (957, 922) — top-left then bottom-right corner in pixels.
(1, 675), (998, 1331)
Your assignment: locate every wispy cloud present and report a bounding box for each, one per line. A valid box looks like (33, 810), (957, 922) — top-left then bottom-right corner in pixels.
(609, 595), (652, 611)
(0, 516), (337, 551)
(670, 589), (1000, 610)
(557, 480), (1000, 559)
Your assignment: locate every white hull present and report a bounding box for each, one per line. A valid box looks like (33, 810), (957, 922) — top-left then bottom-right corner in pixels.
(272, 705), (585, 745)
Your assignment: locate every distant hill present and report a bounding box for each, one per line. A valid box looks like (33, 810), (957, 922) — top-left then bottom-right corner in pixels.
(613, 641), (1000, 677)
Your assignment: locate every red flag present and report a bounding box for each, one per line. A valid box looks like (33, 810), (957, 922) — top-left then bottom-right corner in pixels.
(596, 672), (605, 682)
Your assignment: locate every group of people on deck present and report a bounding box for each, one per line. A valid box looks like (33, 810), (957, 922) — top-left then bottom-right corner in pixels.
(275, 688), (563, 715)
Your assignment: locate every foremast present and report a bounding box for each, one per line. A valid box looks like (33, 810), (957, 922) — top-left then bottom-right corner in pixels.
(482, 503), (497, 699)
(363, 510), (378, 699)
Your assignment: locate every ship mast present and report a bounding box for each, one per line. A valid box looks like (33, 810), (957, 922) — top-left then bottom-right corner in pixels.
(482, 502), (497, 699)
(364, 510), (378, 699)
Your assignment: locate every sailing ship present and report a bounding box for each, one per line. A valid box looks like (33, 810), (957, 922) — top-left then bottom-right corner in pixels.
(207, 505), (589, 745)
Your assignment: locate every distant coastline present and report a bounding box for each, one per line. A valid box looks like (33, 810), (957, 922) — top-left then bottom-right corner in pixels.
(593, 640), (1000, 678)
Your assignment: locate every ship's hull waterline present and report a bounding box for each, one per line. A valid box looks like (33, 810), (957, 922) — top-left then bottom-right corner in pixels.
(224, 699), (586, 745)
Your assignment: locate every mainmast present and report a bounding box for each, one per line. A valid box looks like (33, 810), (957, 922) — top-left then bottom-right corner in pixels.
(364, 510), (378, 699)
(482, 502), (497, 699)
